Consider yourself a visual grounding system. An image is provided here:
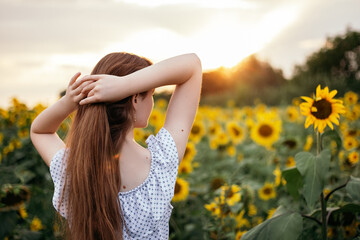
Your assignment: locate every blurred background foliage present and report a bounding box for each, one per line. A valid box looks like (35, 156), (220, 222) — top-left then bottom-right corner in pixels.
(0, 28), (359, 240)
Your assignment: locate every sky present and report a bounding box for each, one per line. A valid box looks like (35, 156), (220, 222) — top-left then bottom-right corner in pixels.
(0, 0), (359, 108)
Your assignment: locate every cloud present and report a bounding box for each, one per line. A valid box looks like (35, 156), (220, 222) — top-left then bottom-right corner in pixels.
(0, 0), (359, 107)
(256, 0), (360, 77)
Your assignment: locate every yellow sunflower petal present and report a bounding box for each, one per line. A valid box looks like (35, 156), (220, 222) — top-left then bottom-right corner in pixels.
(305, 117), (313, 128)
(300, 102), (312, 108)
(314, 119), (319, 129)
(326, 119), (334, 130)
(301, 96), (314, 103)
(316, 85), (322, 98)
(329, 90), (337, 99)
(323, 87), (329, 97)
(318, 121), (326, 133)
(329, 115), (340, 125)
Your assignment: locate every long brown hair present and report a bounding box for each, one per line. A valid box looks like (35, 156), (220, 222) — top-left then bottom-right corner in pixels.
(58, 52), (152, 240)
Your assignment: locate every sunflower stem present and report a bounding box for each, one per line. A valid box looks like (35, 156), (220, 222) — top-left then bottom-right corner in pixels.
(317, 131), (327, 240)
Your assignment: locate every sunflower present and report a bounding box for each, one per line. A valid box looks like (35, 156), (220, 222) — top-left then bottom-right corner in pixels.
(227, 145), (236, 157)
(172, 178), (189, 202)
(344, 91), (358, 105)
(339, 151), (357, 170)
(226, 121), (246, 144)
(189, 120), (206, 143)
(267, 208), (276, 219)
(155, 98), (168, 109)
(348, 151), (359, 165)
(178, 160), (193, 174)
(212, 131), (230, 147)
(19, 203), (28, 219)
(273, 166), (281, 186)
(343, 136), (358, 150)
(327, 227), (335, 238)
(210, 177), (225, 190)
(208, 122), (222, 137)
(292, 97), (301, 106)
(285, 106), (300, 122)
(248, 203), (257, 216)
(285, 156), (296, 168)
(220, 184), (241, 206)
(204, 202), (221, 218)
(250, 118), (282, 150)
(300, 85), (345, 133)
(303, 135), (313, 151)
(235, 230), (247, 240)
(344, 223), (357, 238)
(149, 109), (165, 132)
(133, 128), (144, 143)
(209, 138), (218, 150)
(323, 188), (333, 200)
(345, 104), (360, 121)
(236, 210), (251, 228)
(258, 182), (276, 201)
(30, 217), (43, 232)
(182, 142), (197, 162)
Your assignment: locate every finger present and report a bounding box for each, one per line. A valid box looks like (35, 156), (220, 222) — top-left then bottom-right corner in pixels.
(71, 75), (97, 89)
(79, 96), (96, 105)
(74, 92), (87, 103)
(68, 72), (81, 87)
(72, 81), (94, 95)
(87, 89), (95, 98)
(81, 82), (97, 95)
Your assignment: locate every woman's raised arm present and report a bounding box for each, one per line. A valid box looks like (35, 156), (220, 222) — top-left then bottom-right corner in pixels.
(30, 72), (93, 166)
(78, 53), (202, 162)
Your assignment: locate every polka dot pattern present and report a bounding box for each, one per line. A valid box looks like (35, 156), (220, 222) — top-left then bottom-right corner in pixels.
(50, 127), (179, 239)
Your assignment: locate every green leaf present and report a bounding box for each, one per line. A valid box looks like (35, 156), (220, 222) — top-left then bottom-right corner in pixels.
(282, 167), (303, 199)
(295, 149), (331, 209)
(322, 129), (342, 152)
(272, 205), (288, 218)
(241, 212), (303, 240)
(346, 176), (360, 201)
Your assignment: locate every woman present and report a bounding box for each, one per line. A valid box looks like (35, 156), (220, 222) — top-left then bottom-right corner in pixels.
(30, 52), (202, 239)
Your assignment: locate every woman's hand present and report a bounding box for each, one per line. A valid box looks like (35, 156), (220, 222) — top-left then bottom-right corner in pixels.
(75, 74), (125, 105)
(63, 72), (95, 109)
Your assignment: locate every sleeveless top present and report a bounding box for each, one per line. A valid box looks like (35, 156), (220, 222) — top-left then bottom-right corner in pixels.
(50, 127), (179, 239)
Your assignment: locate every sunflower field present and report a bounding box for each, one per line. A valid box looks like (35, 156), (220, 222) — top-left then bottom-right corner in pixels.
(0, 87), (360, 240)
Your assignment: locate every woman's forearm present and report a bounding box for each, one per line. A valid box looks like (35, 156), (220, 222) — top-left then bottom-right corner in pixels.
(30, 96), (76, 134)
(124, 53), (201, 96)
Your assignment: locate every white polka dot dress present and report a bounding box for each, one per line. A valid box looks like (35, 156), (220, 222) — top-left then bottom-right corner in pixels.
(50, 127), (179, 239)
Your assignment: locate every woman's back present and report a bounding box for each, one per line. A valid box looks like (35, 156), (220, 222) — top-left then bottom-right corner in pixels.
(31, 52), (202, 239)
(50, 127), (179, 239)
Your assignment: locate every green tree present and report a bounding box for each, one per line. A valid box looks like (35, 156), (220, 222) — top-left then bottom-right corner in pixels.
(291, 28), (360, 95)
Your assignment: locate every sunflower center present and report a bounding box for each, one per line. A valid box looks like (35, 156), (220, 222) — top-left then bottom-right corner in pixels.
(211, 178), (225, 190)
(175, 182), (181, 194)
(258, 124), (273, 137)
(227, 190), (234, 198)
(232, 127), (241, 136)
(191, 125), (200, 135)
(311, 99), (332, 119)
(283, 140), (297, 149)
(263, 187), (272, 195)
